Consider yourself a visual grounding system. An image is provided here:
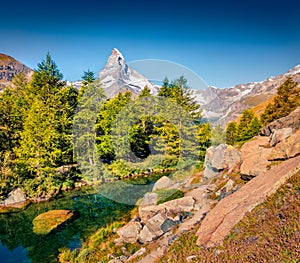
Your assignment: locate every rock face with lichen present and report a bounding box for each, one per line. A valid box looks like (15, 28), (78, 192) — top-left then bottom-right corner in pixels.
(32, 210), (75, 235)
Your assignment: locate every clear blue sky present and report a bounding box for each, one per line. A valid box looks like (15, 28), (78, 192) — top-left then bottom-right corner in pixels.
(1, 0), (300, 87)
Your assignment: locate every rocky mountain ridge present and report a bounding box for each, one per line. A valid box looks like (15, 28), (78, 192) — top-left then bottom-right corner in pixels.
(195, 64), (300, 123)
(0, 53), (33, 90)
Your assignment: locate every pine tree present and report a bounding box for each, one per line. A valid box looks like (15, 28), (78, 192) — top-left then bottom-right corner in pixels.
(95, 91), (132, 162)
(156, 76), (202, 159)
(0, 73), (29, 154)
(78, 70), (96, 100)
(226, 122), (238, 145)
(15, 53), (78, 198)
(197, 123), (211, 160)
(246, 116), (262, 139)
(158, 76), (201, 119)
(0, 73), (31, 199)
(237, 109), (255, 141)
(139, 86), (152, 97)
(261, 77), (300, 125)
(82, 70), (96, 85)
(73, 79), (105, 180)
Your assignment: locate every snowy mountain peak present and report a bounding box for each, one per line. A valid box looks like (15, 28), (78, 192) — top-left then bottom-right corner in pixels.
(98, 49), (158, 97)
(111, 48), (124, 59)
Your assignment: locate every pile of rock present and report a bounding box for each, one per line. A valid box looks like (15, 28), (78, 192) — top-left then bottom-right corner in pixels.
(112, 108), (300, 262)
(115, 176), (197, 246)
(203, 107), (300, 182)
(240, 107), (300, 180)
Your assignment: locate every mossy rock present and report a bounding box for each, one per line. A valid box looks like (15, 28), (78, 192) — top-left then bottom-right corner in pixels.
(32, 210), (75, 235)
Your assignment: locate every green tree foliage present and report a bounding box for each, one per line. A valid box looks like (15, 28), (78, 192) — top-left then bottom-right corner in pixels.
(237, 109), (261, 141)
(82, 70), (96, 86)
(139, 86), (152, 97)
(211, 125), (226, 146)
(261, 77), (300, 125)
(0, 73), (29, 154)
(0, 53), (79, 199)
(95, 91), (132, 162)
(226, 122), (237, 145)
(226, 109), (261, 145)
(78, 70), (96, 100)
(158, 76), (201, 118)
(156, 76), (203, 160)
(73, 79), (105, 181)
(0, 74), (30, 198)
(197, 123), (211, 160)
(247, 116), (262, 139)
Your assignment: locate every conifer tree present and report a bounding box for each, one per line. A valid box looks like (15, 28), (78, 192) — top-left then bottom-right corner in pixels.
(0, 73), (29, 198)
(15, 53), (78, 197)
(226, 121), (238, 145)
(197, 122), (211, 160)
(237, 109), (255, 141)
(261, 77), (300, 125)
(95, 91), (132, 162)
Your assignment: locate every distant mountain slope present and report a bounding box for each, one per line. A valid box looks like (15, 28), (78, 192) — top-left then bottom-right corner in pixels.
(193, 64), (300, 124)
(0, 53), (33, 90)
(98, 48), (158, 97)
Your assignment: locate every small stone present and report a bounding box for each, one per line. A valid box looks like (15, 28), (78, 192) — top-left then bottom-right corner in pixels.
(186, 255), (198, 262)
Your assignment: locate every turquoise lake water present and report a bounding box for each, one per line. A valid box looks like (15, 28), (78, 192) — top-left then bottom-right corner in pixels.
(0, 174), (165, 263)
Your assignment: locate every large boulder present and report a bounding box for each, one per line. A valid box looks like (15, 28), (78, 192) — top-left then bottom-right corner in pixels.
(240, 136), (273, 180)
(260, 107), (300, 136)
(32, 210), (75, 235)
(204, 144), (241, 180)
(139, 196), (195, 223)
(269, 128), (293, 147)
(114, 221), (142, 244)
(268, 130), (300, 161)
(152, 176), (175, 192)
(3, 188), (26, 205)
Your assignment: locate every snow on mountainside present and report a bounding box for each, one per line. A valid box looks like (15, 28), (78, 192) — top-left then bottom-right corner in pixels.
(193, 64), (300, 124)
(98, 48), (158, 97)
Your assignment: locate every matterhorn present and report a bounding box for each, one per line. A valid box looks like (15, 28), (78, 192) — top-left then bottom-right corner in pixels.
(98, 48), (157, 97)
